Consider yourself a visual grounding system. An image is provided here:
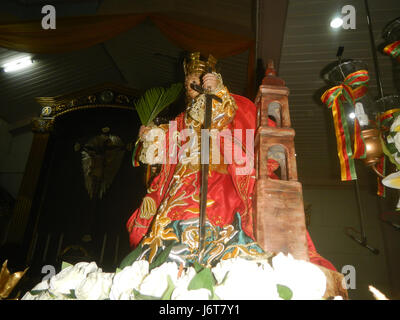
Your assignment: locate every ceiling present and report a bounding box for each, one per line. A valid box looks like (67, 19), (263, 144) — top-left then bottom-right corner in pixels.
(279, 0), (400, 185)
(0, 0), (399, 186)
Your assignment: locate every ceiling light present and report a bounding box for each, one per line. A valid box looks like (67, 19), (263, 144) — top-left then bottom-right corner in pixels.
(330, 17), (343, 29)
(2, 56), (34, 73)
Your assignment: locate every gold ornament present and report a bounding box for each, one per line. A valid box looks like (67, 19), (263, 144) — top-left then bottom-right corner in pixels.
(0, 260), (28, 300)
(183, 52), (217, 76)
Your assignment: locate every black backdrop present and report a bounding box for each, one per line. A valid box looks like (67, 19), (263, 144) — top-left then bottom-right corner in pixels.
(26, 107), (147, 277)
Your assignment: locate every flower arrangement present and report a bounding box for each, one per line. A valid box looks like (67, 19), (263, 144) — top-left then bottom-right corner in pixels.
(384, 113), (400, 169)
(382, 113), (400, 194)
(21, 253), (341, 300)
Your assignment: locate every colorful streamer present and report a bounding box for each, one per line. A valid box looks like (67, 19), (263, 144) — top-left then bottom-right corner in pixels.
(384, 40), (400, 62)
(321, 70), (369, 181)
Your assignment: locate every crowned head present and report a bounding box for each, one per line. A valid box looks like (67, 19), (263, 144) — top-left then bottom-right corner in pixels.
(183, 52), (217, 99)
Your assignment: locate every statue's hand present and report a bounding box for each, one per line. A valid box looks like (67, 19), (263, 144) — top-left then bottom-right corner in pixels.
(202, 73), (219, 91)
(139, 125), (151, 138)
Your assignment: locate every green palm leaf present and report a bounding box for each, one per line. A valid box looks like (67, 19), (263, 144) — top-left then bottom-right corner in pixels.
(135, 82), (183, 125)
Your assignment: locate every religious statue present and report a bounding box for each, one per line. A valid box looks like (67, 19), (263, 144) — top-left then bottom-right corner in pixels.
(75, 127), (127, 201)
(126, 52), (336, 271)
(74, 127), (128, 242)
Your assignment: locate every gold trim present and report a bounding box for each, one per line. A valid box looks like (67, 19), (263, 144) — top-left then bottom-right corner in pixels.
(52, 104), (134, 119)
(35, 82), (140, 107)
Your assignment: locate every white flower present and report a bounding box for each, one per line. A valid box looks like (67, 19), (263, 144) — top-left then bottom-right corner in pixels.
(175, 266), (196, 288)
(211, 258), (236, 285)
(171, 287), (211, 300)
(390, 115), (400, 133)
(389, 116), (400, 164)
(382, 171), (400, 189)
(24, 290), (73, 300)
(272, 253), (326, 300)
(49, 262), (99, 295)
(21, 279), (51, 300)
(213, 257), (279, 300)
(75, 272), (114, 300)
(110, 260), (149, 300)
(21, 292), (39, 300)
(170, 266), (211, 300)
(393, 133), (400, 159)
(138, 262), (179, 297)
(31, 279), (50, 291)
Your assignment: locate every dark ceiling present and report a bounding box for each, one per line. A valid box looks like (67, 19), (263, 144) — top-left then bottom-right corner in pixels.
(0, 0), (399, 187)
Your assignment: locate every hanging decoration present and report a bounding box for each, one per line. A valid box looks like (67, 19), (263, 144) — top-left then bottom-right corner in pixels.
(383, 40), (400, 62)
(321, 70), (369, 181)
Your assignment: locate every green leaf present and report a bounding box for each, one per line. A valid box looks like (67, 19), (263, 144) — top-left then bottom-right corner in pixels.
(192, 261), (204, 273)
(115, 268), (122, 274)
(63, 289), (77, 299)
(381, 136), (400, 170)
(209, 290), (220, 300)
(220, 271), (230, 286)
(161, 275), (175, 300)
(277, 284), (293, 300)
(386, 142), (398, 154)
(135, 83), (183, 125)
(30, 289), (46, 296)
(188, 267), (216, 293)
(132, 289), (160, 300)
(149, 242), (176, 271)
(119, 244), (144, 269)
(61, 261), (72, 270)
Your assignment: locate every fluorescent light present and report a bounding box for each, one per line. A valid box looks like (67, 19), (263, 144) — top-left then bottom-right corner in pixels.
(3, 56), (34, 73)
(330, 17), (343, 29)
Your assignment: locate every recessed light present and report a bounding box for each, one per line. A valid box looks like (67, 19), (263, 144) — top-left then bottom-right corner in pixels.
(330, 17), (343, 29)
(2, 56), (34, 73)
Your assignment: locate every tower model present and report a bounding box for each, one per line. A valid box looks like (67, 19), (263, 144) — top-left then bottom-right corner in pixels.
(253, 60), (309, 261)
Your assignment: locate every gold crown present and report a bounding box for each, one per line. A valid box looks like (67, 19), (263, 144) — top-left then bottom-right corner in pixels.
(183, 52), (217, 76)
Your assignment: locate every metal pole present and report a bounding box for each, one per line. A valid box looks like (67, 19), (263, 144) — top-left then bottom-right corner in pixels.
(364, 0), (385, 101)
(354, 179), (367, 243)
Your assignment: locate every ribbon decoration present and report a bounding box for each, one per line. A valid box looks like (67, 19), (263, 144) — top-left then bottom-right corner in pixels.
(376, 156), (386, 197)
(132, 140), (142, 167)
(321, 70), (369, 181)
(380, 108), (400, 131)
(384, 40), (400, 63)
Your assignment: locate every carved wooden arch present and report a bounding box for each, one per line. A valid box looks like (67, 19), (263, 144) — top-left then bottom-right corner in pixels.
(32, 83), (141, 133)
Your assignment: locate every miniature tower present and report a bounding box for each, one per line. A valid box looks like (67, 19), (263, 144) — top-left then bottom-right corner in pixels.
(253, 60), (309, 261)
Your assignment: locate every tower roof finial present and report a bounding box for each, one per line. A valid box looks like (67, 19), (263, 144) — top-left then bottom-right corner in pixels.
(262, 59), (285, 86)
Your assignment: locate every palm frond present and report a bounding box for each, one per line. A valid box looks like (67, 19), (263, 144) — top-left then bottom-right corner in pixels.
(135, 83), (183, 125)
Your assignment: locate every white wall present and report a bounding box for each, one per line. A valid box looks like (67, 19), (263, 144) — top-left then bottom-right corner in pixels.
(303, 186), (391, 300)
(0, 118), (33, 198)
